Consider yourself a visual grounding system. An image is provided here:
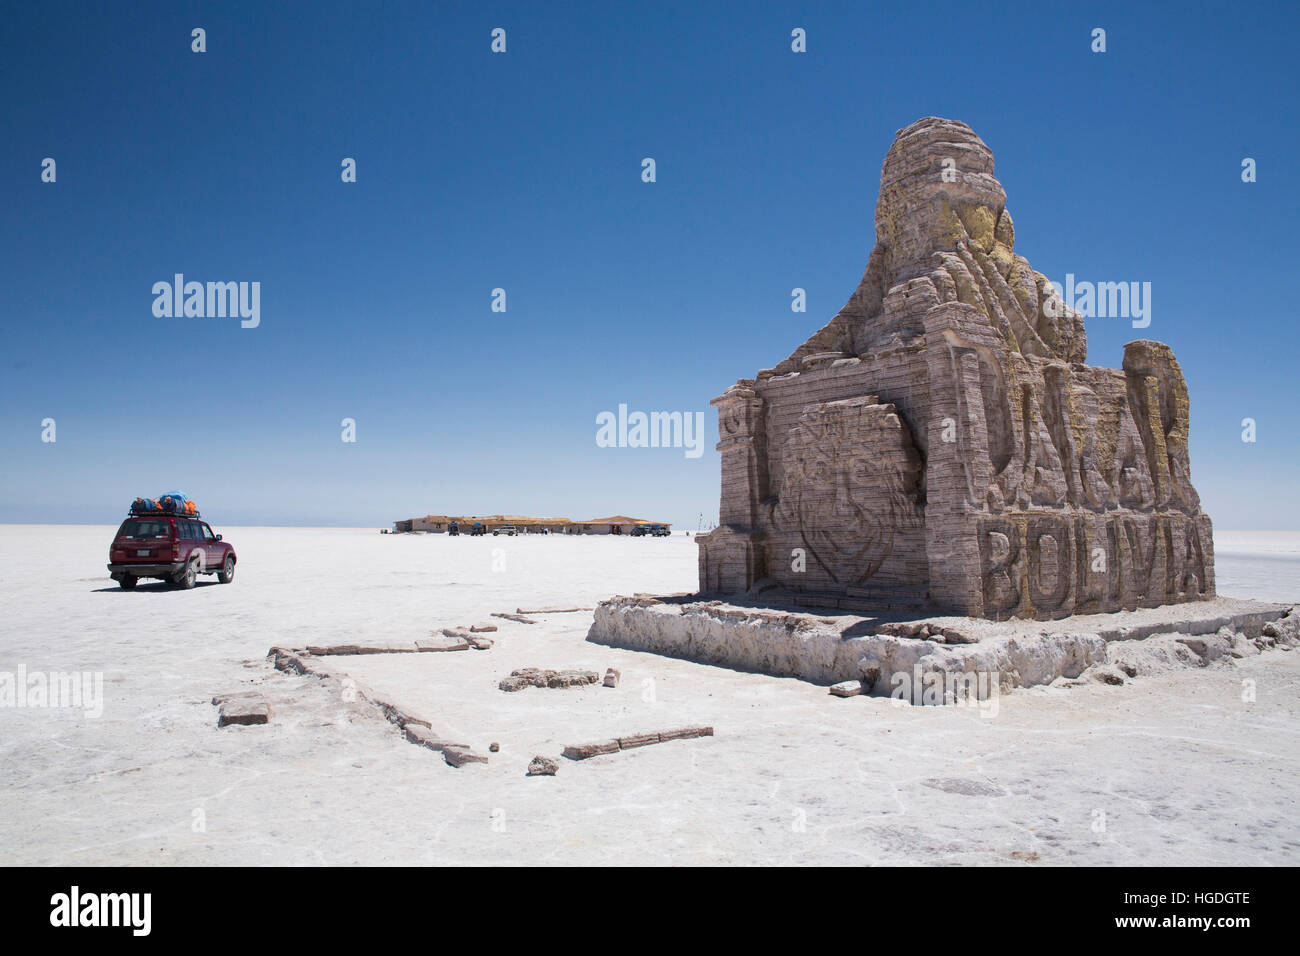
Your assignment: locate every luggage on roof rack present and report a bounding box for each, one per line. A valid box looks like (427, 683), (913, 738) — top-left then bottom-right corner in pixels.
(130, 492), (199, 518)
(158, 493), (197, 516)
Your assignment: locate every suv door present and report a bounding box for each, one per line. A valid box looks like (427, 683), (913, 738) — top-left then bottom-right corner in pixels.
(177, 519), (203, 569)
(200, 522), (222, 568)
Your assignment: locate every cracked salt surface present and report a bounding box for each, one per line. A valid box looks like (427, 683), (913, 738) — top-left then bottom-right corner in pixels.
(1, 524), (1297, 865)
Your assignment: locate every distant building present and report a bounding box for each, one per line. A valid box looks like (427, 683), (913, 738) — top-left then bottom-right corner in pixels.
(572, 516), (654, 535)
(392, 513), (670, 534)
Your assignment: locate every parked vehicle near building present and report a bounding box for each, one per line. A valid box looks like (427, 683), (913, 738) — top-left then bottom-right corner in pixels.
(631, 523), (672, 537)
(492, 525), (518, 536)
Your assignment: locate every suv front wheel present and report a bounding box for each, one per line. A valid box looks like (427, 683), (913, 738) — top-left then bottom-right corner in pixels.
(217, 556), (235, 584)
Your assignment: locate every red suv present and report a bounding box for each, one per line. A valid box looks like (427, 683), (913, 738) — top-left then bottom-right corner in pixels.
(108, 516), (237, 589)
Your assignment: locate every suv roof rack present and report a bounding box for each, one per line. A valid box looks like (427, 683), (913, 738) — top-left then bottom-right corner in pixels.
(128, 506), (201, 518)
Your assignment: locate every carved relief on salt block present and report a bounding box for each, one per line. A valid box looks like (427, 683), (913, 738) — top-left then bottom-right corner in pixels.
(765, 396), (924, 595)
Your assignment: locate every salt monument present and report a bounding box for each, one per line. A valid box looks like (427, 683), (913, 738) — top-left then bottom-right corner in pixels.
(695, 117), (1213, 619)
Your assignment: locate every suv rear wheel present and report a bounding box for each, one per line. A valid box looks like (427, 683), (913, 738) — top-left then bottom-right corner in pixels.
(217, 555), (235, 584)
(175, 559), (198, 589)
(118, 575), (138, 590)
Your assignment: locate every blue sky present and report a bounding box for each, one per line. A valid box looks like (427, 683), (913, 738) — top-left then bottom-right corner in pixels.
(2, 0), (1297, 529)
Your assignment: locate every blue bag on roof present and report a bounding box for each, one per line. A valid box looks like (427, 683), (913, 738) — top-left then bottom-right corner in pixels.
(158, 491), (189, 514)
(162, 491), (199, 516)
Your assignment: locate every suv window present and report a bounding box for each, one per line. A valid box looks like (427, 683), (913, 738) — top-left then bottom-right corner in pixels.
(180, 520), (197, 540)
(201, 524), (216, 541)
(118, 519), (172, 539)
